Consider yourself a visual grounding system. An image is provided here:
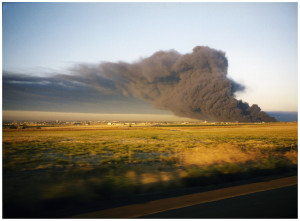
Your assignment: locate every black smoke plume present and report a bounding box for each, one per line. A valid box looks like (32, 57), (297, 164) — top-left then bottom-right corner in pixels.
(3, 46), (276, 122)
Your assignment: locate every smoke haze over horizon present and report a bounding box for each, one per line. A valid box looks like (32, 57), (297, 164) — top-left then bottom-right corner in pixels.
(3, 3), (297, 116)
(3, 46), (276, 122)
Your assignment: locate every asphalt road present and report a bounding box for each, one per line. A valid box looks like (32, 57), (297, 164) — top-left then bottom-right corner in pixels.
(70, 175), (297, 218)
(140, 184), (298, 218)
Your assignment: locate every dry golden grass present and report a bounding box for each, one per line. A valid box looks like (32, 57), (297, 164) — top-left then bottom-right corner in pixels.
(180, 143), (263, 166)
(284, 150), (298, 164)
(3, 122), (298, 216)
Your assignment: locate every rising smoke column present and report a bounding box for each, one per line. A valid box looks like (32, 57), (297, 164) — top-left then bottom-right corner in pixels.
(3, 46), (277, 122)
(97, 46), (276, 122)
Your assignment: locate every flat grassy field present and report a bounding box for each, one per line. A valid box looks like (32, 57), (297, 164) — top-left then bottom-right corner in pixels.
(3, 122), (298, 217)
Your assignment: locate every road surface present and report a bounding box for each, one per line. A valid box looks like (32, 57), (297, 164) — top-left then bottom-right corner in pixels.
(70, 175), (297, 218)
(140, 185), (297, 218)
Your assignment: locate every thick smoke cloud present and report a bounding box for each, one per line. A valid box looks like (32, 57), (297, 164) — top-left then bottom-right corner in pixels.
(99, 46), (276, 122)
(3, 46), (276, 122)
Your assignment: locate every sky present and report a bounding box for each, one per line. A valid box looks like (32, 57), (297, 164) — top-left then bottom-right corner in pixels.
(2, 2), (298, 121)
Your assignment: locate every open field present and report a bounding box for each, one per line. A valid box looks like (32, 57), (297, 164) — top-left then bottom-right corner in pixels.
(3, 122), (298, 217)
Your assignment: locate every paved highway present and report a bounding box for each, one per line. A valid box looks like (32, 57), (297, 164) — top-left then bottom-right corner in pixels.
(140, 185), (297, 218)
(70, 176), (297, 218)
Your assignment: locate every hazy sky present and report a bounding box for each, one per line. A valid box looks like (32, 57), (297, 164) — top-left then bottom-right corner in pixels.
(2, 2), (298, 120)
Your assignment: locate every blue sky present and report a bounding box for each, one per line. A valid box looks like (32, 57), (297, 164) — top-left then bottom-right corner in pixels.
(2, 2), (298, 118)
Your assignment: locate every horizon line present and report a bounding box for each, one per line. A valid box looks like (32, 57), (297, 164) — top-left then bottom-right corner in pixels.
(2, 110), (196, 122)
(2, 110), (298, 122)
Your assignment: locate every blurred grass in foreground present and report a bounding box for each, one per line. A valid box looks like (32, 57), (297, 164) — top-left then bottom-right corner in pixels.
(3, 122), (297, 217)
